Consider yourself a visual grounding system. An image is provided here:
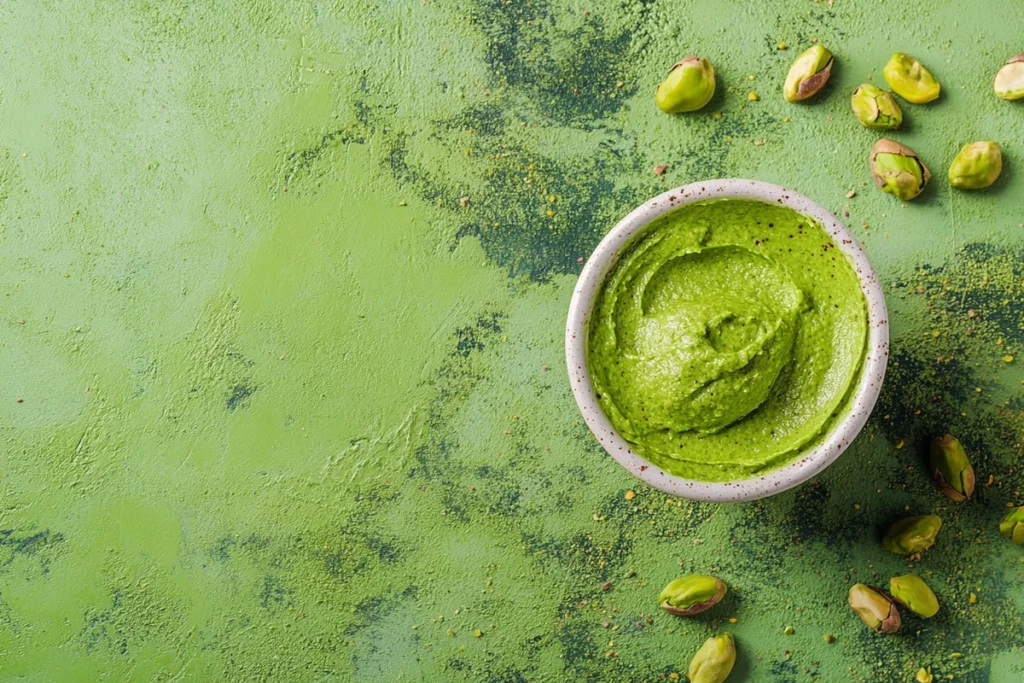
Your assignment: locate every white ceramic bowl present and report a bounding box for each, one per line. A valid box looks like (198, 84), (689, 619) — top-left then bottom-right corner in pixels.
(566, 179), (889, 502)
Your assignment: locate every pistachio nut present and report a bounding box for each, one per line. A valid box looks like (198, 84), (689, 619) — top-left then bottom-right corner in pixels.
(850, 83), (903, 129)
(870, 138), (930, 200)
(882, 514), (942, 555)
(659, 574), (728, 616)
(889, 574), (940, 618)
(994, 54), (1024, 100)
(999, 507), (1024, 544)
(784, 45), (834, 102)
(848, 584), (901, 634)
(687, 633), (736, 683)
(929, 434), (976, 500)
(948, 141), (1003, 190)
(884, 52), (941, 103)
(656, 56), (716, 113)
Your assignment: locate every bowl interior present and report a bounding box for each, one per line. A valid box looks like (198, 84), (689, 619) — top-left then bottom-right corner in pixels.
(565, 179), (889, 502)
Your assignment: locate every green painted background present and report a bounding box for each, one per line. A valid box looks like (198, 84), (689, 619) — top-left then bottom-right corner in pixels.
(1, 0), (1022, 680)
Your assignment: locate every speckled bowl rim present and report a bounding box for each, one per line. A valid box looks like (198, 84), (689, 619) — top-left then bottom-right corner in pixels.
(565, 179), (889, 502)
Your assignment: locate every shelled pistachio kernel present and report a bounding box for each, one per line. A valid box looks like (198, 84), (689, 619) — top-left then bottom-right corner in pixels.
(884, 52), (941, 103)
(889, 574), (939, 618)
(850, 83), (902, 129)
(994, 54), (1024, 100)
(949, 142), (1003, 190)
(882, 514), (942, 555)
(999, 507), (1024, 544)
(687, 633), (736, 683)
(870, 139), (930, 200)
(656, 57), (716, 113)
(929, 433), (977, 498)
(849, 584), (901, 634)
(784, 45), (833, 102)
(659, 575), (728, 616)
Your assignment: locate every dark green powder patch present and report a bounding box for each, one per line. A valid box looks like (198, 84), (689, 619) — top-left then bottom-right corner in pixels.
(846, 241), (1024, 679)
(469, 0), (645, 127)
(0, 528), (64, 576)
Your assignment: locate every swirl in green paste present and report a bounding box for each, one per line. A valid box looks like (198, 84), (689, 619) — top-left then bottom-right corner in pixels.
(588, 199), (868, 482)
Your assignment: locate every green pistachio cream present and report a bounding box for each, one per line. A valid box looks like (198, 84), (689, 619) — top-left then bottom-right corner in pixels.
(588, 199), (867, 482)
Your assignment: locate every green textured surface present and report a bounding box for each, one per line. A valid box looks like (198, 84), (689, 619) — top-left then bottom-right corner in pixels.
(1, 1), (1023, 681)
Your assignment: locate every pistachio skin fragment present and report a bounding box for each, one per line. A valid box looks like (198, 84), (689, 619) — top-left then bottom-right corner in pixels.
(870, 138), (930, 200)
(994, 54), (1024, 100)
(687, 633), (736, 683)
(882, 514), (942, 555)
(948, 141), (1003, 190)
(655, 56), (716, 113)
(784, 45), (833, 102)
(1000, 507), (1024, 544)
(929, 434), (976, 500)
(889, 574), (940, 618)
(659, 574), (728, 616)
(848, 584), (901, 634)
(850, 83), (903, 130)
(884, 52), (941, 103)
